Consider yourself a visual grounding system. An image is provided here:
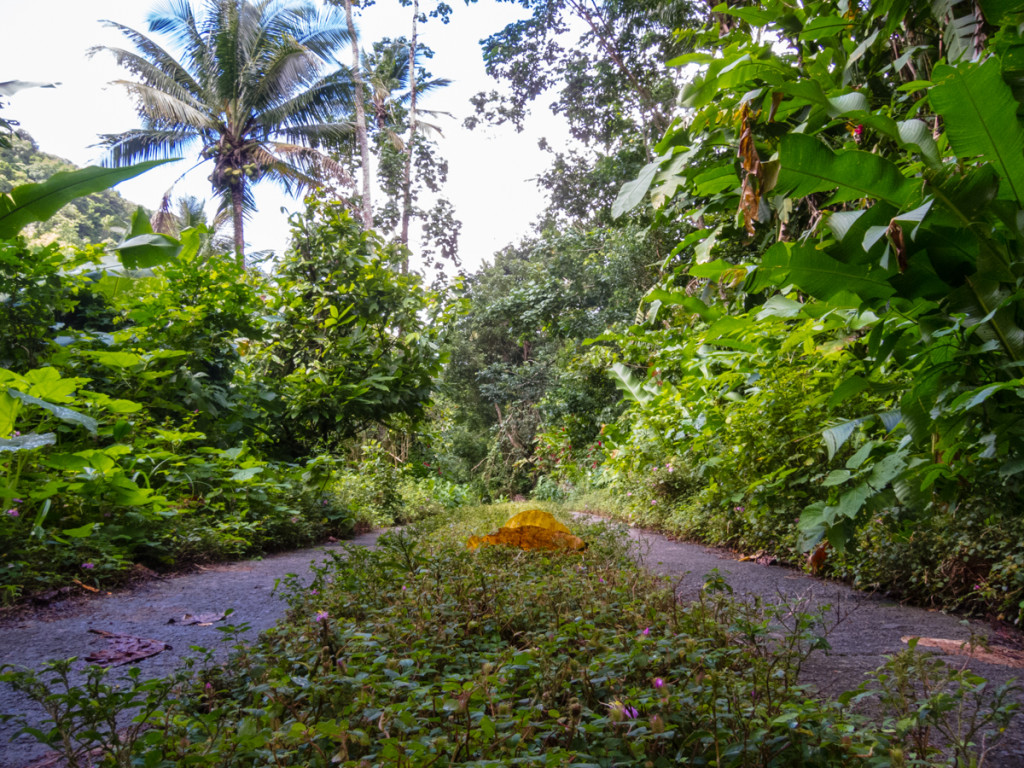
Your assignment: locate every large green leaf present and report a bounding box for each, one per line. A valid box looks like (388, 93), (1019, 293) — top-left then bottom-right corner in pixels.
(979, 0), (1024, 24)
(0, 432), (56, 453)
(753, 241), (896, 303)
(7, 390), (98, 434)
(930, 59), (1024, 206)
(947, 276), (1024, 361)
(608, 362), (656, 404)
(112, 207), (182, 269)
(612, 156), (664, 219)
(0, 160), (173, 238)
(776, 134), (919, 208)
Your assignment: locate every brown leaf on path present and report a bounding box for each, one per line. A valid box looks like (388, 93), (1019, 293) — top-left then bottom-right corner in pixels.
(72, 578), (98, 593)
(806, 541), (829, 573)
(902, 636), (1024, 668)
(85, 629), (171, 666)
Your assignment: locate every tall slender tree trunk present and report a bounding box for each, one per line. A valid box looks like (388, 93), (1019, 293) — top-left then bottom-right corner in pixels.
(231, 184), (245, 267)
(400, 0), (419, 272)
(344, 0), (373, 230)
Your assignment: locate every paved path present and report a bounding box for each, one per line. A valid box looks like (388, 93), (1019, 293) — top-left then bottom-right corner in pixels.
(625, 523), (1024, 766)
(0, 532), (381, 768)
(2, 522), (1023, 767)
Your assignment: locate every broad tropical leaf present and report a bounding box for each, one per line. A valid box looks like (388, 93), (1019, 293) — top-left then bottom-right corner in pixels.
(608, 362), (656, 404)
(930, 59), (1024, 206)
(0, 160), (171, 238)
(776, 133), (919, 208)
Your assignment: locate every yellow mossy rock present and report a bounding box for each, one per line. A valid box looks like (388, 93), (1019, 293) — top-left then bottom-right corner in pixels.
(503, 509), (571, 533)
(467, 510), (585, 552)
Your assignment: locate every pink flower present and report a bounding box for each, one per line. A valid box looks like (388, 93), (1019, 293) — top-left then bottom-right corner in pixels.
(81, 562), (95, 570)
(204, 682), (213, 692)
(653, 677), (665, 689)
(315, 610), (329, 622)
(641, 627), (650, 636)
(5, 509), (18, 518)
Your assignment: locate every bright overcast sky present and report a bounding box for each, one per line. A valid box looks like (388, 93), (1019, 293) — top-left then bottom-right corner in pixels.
(0, 0), (573, 275)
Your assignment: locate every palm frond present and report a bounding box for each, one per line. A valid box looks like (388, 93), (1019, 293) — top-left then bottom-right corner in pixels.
(275, 121), (353, 148)
(92, 25), (202, 96)
(289, 4), (351, 59)
(245, 43), (324, 114)
(97, 128), (196, 166)
(95, 48), (207, 117)
(112, 80), (214, 133)
(144, 1), (208, 77)
(257, 69), (353, 129)
(265, 141), (353, 186)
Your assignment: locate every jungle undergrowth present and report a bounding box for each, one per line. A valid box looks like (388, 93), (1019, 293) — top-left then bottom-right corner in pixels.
(1, 504), (1019, 767)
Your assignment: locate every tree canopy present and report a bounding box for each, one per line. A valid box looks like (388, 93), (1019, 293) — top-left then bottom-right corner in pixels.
(95, 0), (355, 262)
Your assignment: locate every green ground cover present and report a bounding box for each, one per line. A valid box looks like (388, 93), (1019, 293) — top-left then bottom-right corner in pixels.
(3, 504), (1018, 767)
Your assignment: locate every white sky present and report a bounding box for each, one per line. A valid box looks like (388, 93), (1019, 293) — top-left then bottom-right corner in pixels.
(0, 0), (574, 275)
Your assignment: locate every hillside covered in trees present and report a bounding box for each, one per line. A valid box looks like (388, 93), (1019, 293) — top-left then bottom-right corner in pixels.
(0, 131), (141, 246)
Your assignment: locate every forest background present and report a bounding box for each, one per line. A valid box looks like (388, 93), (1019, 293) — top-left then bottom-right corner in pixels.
(3, 0), (1024, 634)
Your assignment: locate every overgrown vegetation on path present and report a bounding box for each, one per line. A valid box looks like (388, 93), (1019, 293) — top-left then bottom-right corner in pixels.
(3, 505), (1019, 767)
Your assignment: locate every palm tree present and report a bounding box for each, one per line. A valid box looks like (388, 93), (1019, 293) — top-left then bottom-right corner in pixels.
(360, 39), (449, 269)
(94, 0), (354, 263)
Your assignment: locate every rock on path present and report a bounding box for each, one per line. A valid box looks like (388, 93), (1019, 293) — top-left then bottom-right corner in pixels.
(2, 522), (1023, 767)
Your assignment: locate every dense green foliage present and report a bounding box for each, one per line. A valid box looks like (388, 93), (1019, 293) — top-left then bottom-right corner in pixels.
(0, 148), (453, 603)
(6, 506), (1017, 767)
(422, 0), (1024, 626)
(551, 0), (1024, 624)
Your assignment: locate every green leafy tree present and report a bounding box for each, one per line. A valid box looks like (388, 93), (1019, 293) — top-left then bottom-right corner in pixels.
(94, 0), (355, 263)
(254, 192), (449, 459)
(611, 0), (1024, 565)
(441, 224), (657, 495)
(360, 38), (459, 272)
(466, 0), (697, 225)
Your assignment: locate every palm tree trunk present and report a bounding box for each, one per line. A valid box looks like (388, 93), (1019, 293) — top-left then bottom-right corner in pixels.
(400, 0), (419, 273)
(344, 0), (373, 230)
(231, 184), (245, 267)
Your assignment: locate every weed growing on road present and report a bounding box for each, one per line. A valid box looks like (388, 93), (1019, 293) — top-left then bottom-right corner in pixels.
(842, 637), (1020, 767)
(0, 658), (178, 768)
